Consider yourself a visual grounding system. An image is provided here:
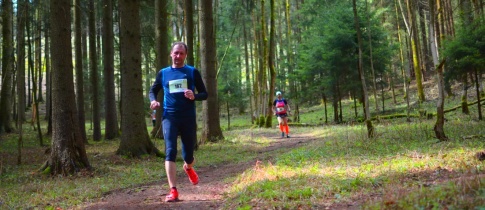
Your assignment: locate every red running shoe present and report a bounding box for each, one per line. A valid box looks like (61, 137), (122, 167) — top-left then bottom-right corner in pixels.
(164, 188), (179, 202)
(184, 165), (199, 185)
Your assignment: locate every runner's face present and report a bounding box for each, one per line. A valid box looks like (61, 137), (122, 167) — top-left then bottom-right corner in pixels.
(171, 45), (187, 68)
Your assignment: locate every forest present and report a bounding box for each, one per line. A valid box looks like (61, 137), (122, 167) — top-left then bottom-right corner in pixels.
(1, 0), (485, 209)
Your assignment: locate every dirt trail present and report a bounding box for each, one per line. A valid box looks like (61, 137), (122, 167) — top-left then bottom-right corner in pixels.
(80, 133), (317, 210)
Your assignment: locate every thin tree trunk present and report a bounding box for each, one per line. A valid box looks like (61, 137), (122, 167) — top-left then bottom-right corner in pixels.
(266, 0), (276, 128)
(243, 20), (253, 125)
(45, 24), (52, 136)
(185, 0), (195, 65)
(34, 0), (44, 103)
(16, 0), (28, 165)
(74, 0), (87, 143)
(366, 0), (379, 112)
(430, 0), (447, 140)
(396, 0), (411, 121)
(353, 0), (374, 138)
(475, 68), (483, 120)
(89, 0), (102, 141)
(17, 0), (27, 124)
(404, 0), (425, 102)
(26, 2), (32, 108)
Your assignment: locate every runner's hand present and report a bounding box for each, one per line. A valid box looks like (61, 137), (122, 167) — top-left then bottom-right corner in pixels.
(150, 101), (160, 110)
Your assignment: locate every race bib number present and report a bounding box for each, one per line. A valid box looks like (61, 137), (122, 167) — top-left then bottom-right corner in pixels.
(169, 79), (187, 93)
(276, 107), (285, 112)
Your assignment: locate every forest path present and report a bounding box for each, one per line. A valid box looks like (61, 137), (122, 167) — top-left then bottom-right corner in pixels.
(79, 131), (319, 210)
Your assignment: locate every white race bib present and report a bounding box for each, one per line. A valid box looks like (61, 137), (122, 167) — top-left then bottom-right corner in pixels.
(276, 107), (285, 112)
(169, 79), (188, 93)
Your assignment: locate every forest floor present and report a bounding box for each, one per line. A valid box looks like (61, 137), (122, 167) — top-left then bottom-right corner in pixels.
(79, 132), (346, 210)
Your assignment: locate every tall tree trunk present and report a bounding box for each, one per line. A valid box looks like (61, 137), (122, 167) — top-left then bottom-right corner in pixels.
(353, 0), (374, 138)
(45, 25), (52, 136)
(366, 0), (379, 112)
(243, 20), (253, 124)
(395, 0), (411, 121)
(117, 0), (162, 157)
(74, 0), (88, 143)
(17, 0), (27, 124)
(266, 0), (276, 128)
(152, 0), (169, 139)
(430, 0), (447, 140)
(103, 0), (119, 140)
(31, 0), (43, 143)
(45, 0), (91, 175)
(0, 0), (14, 134)
(459, 0), (473, 114)
(406, 0), (425, 102)
(418, 2), (431, 78)
(16, 0), (28, 165)
(89, 0), (102, 141)
(26, 1), (32, 109)
(185, 0), (195, 65)
(35, 2), (44, 103)
(252, 12), (261, 123)
(200, 0), (224, 143)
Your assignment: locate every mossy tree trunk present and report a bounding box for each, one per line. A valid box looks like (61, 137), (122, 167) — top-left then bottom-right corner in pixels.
(406, 0), (425, 102)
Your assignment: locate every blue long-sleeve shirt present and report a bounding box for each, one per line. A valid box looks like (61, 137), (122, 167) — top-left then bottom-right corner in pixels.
(149, 65), (208, 118)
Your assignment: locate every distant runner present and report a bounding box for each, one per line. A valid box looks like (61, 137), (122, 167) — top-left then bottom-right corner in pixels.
(273, 91), (291, 138)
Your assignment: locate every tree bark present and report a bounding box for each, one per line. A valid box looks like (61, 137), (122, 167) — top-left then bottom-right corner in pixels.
(45, 24), (52, 136)
(243, 20), (254, 124)
(353, 0), (374, 138)
(429, 0), (448, 141)
(152, 0), (169, 139)
(475, 69), (483, 120)
(185, 0), (195, 65)
(117, 0), (162, 157)
(46, 0), (91, 175)
(266, 0), (276, 128)
(74, 0), (87, 143)
(89, 0), (102, 141)
(16, 0), (28, 165)
(200, 0), (224, 143)
(34, 1), (44, 103)
(366, 0), (380, 112)
(406, 0), (425, 102)
(17, 0), (27, 124)
(103, 0), (119, 140)
(0, 0), (14, 134)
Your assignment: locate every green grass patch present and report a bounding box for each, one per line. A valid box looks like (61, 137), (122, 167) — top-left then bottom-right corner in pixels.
(224, 119), (485, 209)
